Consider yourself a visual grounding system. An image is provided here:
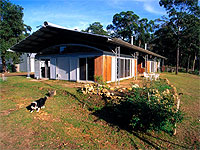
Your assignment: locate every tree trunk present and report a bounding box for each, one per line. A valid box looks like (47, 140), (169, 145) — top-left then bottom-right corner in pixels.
(186, 55), (191, 73)
(192, 53), (196, 71)
(1, 55), (7, 73)
(176, 41), (179, 75)
(139, 39), (141, 47)
(176, 27), (180, 75)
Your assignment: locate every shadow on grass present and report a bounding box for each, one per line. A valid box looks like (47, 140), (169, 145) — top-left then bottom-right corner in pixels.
(92, 102), (189, 149)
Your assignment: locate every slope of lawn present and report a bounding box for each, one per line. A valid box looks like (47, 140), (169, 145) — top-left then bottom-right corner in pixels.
(0, 73), (199, 149)
(161, 72), (200, 148)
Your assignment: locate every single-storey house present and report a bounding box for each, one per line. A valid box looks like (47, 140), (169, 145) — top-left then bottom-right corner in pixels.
(11, 22), (167, 82)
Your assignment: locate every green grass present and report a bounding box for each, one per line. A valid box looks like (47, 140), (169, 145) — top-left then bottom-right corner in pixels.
(0, 74), (199, 149)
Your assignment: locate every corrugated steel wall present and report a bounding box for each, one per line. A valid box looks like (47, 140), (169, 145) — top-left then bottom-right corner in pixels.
(57, 57), (70, 80)
(50, 58), (56, 79)
(34, 59), (40, 78)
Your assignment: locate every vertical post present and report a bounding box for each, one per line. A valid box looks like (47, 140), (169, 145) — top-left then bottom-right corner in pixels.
(86, 58), (88, 81)
(136, 54), (138, 80)
(144, 55), (147, 73)
(27, 53), (31, 78)
(117, 47), (120, 86)
(162, 59), (165, 72)
(115, 48), (117, 85)
(134, 52), (138, 80)
(145, 43), (147, 50)
(158, 59), (161, 73)
(133, 53), (137, 80)
(131, 36), (134, 45)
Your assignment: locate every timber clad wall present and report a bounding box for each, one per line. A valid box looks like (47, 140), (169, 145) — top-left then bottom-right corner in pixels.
(94, 56), (103, 78)
(135, 59), (137, 76)
(103, 56), (112, 82)
(147, 61), (150, 73)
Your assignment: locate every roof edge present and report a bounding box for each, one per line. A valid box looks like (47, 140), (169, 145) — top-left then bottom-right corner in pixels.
(43, 21), (110, 39)
(107, 38), (167, 60)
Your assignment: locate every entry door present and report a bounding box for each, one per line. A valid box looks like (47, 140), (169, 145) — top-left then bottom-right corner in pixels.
(41, 59), (50, 78)
(79, 57), (94, 81)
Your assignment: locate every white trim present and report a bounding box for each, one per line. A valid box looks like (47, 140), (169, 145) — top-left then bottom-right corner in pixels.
(77, 58), (79, 81)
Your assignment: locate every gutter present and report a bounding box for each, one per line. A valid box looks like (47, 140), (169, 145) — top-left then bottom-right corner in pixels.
(107, 38), (167, 60)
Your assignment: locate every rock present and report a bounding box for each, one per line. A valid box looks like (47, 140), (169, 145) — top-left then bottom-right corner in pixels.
(110, 87), (115, 91)
(128, 87), (132, 91)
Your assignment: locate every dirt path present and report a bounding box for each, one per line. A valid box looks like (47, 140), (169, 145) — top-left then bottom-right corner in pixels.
(0, 72), (34, 77)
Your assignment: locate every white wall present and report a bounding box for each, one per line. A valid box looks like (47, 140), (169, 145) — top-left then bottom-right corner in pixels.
(30, 57), (35, 72)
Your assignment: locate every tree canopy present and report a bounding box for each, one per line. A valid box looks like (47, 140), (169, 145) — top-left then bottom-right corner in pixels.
(0, 0), (31, 72)
(154, 0), (200, 74)
(106, 11), (155, 49)
(82, 22), (108, 36)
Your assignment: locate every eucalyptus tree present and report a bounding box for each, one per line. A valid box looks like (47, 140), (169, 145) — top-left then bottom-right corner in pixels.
(136, 18), (155, 48)
(159, 0), (200, 74)
(82, 22), (108, 36)
(0, 0), (31, 72)
(106, 11), (139, 42)
(107, 11), (155, 49)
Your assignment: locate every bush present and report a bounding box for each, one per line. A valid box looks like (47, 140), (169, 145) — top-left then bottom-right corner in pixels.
(106, 82), (183, 134)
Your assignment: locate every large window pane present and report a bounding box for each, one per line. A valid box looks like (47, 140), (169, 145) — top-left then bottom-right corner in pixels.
(127, 59), (130, 76)
(120, 59), (125, 78)
(87, 57), (94, 81)
(125, 59), (128, 77)
(79, 58), (86, 80)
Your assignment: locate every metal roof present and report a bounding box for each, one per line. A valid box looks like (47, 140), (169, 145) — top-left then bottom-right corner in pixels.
(108, 38), (167, 59)
(11, 21), (167, 59)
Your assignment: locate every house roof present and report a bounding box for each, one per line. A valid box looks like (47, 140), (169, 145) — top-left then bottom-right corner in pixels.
(11, 21), (167, 60)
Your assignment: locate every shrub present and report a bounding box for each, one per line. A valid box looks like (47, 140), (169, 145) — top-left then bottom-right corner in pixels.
(94, 75), (106, 85)
(107, 82), (183, 134)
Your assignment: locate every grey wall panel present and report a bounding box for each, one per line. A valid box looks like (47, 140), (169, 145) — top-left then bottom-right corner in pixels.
(34, 59), (40, 78)
(20, 54), (27, 72)
(70, 57), (77, 81)
(57, 57), (70, 80)
(50, 58), (56, 79)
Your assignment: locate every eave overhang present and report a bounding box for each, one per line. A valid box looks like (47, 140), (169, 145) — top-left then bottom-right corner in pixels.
(10, 21), (167, 60)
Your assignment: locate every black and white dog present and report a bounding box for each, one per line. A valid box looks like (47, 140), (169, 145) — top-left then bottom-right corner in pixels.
(27, 96), (48, 113)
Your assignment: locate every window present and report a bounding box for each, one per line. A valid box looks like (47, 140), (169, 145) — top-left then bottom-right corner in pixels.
(126, 59), (130, 77)
(118, 58), (131, 79)
(120, 59), (125, 78)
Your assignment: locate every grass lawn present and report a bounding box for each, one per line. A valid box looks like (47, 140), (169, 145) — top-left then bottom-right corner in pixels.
(0, 73), (199, 149)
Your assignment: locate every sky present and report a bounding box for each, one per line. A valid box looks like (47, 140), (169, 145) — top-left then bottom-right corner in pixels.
(10, 0), (167, 32)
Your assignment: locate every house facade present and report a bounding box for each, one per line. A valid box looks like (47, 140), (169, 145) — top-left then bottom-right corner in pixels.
(11, 22), (167, 82)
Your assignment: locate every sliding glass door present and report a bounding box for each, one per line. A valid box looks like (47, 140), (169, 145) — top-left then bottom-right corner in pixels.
(79, 57), (95, 81)
(79, 58), (86, 80)
(119, 58), (131, 79)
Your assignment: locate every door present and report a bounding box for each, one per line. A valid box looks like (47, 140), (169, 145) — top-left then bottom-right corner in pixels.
(79, 57), (95, 81)
(41, 59), (50, 78)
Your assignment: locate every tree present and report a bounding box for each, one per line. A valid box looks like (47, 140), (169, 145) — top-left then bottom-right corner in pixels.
(82, 22), (108, 36)
(136, 18), (155, 48)
(151, 17), (177, 66)
(181, 14), (200, 72)
(0, 0), (31, 72)
(107, 11), (155, 49)
(107, 11), (139, 42)
(159, 0), (200, 74)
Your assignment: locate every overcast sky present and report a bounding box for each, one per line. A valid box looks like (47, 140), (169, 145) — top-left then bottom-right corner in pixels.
(10, 0), (166, 32)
